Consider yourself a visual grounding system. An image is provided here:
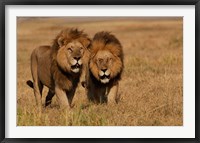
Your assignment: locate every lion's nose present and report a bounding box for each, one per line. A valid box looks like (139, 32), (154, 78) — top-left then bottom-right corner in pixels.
(101, 69), (107, 73)
(74, 56), (81, 61)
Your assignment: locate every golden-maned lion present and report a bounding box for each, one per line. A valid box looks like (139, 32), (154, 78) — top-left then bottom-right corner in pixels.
(85, 31), (124, 104)
(27, 28), (90, 109)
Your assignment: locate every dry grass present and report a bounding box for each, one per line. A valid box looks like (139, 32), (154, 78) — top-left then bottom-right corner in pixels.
(17, 17), (183, 126)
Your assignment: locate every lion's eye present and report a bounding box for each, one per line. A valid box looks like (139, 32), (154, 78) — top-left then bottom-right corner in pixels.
(109, 58), (113, 61)
(98, 58), (103, 63)
(68, 48), (73, 53)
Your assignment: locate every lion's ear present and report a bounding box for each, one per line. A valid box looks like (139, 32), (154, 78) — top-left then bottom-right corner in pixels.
(57, 36), (64, 47)
(90, 52), (96, 59)
(80, 37), (91, 49)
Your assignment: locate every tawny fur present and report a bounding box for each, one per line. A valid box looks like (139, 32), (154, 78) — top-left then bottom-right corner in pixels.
(27, 28), (90, 109)
(86, 31), (124, 104)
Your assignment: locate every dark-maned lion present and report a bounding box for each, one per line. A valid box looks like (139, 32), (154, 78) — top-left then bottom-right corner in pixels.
(27, 28), (90, 109)
(85, 31), (124, 104)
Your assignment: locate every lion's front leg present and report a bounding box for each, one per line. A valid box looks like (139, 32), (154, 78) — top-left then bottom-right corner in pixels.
(67, 88), (76, 107)
(107, 82), (119, 104)
(55, 86), (70, 109)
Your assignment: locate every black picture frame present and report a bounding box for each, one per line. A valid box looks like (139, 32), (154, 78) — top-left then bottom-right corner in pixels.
(1, 0), (199, 143)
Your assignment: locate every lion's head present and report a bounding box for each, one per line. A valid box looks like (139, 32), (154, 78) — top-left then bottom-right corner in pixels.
(52, 28), (91, 74)
(89, 32), (123, 84)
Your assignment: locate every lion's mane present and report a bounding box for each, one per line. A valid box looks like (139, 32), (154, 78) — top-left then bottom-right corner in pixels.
(89, 31), (124, 84)
(51, 28), (90, 91)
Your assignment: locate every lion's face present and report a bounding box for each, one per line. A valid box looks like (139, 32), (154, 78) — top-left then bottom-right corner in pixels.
(65, 41), (84, 73)
(56, 40), (86, 74)
(95, 50), (113, 83)
(90, 50), (123, 84)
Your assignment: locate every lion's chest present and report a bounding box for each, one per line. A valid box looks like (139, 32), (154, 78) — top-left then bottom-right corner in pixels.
(53, 69), (80, 91)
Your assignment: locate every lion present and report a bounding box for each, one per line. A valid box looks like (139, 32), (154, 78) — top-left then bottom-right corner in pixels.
(85, 31), (124, 104)
(26, 28), (91, 109)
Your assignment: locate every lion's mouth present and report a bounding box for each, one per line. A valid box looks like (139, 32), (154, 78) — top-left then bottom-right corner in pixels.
(71, 63), (81, 69)
(100, 75), (110, 80)
(99, 75), (110, 84)
(71, 63), (81, 73)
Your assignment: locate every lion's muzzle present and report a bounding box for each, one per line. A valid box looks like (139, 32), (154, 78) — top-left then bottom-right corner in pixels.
(99, 69), (111, 84)
(71, 58), (83, 73)
(71, 62), (82, 73)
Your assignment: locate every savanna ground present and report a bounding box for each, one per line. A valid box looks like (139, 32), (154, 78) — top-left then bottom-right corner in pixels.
(17, 17), (183, 126)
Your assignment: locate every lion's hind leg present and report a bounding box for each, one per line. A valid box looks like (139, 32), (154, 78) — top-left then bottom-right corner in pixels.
(33, 81), (43, 108)
(31, 49), (43, 110)
(45, 90), (55, 107)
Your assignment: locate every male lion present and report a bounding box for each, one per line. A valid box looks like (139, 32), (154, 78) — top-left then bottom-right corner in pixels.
(85, 31), (124, 104)
(27, 28), (90, 109)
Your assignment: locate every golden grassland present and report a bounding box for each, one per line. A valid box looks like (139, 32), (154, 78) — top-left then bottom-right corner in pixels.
(17, 17), (183, 126)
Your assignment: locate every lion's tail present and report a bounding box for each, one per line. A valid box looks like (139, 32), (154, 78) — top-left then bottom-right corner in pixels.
(26, 80), (34, 88)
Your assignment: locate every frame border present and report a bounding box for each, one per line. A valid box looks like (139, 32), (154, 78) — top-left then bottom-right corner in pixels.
(1, 0), (199, 143)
